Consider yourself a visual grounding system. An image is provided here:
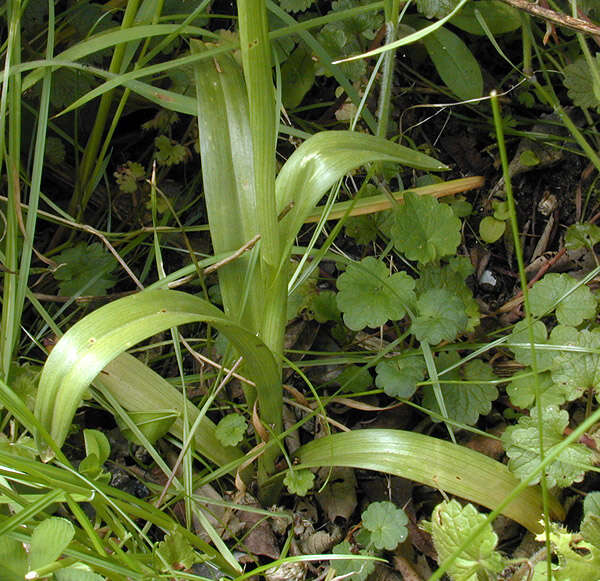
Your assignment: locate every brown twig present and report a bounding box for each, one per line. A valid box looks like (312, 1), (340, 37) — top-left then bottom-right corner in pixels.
(498, 0), (600, 39)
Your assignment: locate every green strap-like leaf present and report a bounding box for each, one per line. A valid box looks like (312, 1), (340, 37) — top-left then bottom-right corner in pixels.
(35, 290), (279, 461)
(295, 429), (564, 532)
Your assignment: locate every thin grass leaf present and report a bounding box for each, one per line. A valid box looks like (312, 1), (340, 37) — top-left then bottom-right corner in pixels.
(295, 429), (564, 532)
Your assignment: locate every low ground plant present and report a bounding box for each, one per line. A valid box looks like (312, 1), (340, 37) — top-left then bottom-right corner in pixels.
(1, 0), (600, 579)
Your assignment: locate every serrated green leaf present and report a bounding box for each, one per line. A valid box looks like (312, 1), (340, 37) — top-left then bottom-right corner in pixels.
(506, 370), (568, 409)
(336, 257), (416, 331)
(509, 320), (553, 369)
(284, 468), (315, 496)
(552, 329), (600, 402)
(422, 354), (498, 425)
(154, 530), (199, 572)
(479, 216), (505, 243)
(375, 355), (425, 398)
(362, 501), (408, 550)
(331, 541), (375, 581)
(309, 290), (342, 323)
(502, 406), (593, 488)
(154, 135), (188, 166)
(391, 192), (461, 264)
(565, 223), (600, 250)
(411, 289), (468, 344)
(280, 0), (314, 12)
(422, 500), (505, 581)
(563, 55), (600, 112)
(529, 273), (596, 326)
(215, 414), (247, 447)
(422, 26), (483, 101)
(53, 243), (117, 297)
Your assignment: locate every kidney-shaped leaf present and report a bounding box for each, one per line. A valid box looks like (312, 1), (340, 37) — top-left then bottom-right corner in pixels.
(35, 290), (279, 460)
(295, 429), (564, 533)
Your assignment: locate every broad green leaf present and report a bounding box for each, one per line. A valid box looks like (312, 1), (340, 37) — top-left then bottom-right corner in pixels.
(56, 566), (105, 581)
(83, 429), (110, 465)
(117, 409), (179, 446)
(281, 43), (315, 108)
(508, 319), (553, 369)
(335, 365), (373, 393)
(35, 290), (279, 460)
(552, 329), (600, 402)
(336, 257), (416, 331)
(309, 290), (342, 323)
(581, 492), (600, 547)
(506, 370), (567, 409)
(565, 223), (600, 250)
(422, 354), (498, 425)
(411, 289), (468, 344)
(479, 216), (505, 243)
(563, 55), (600, 113)
(0, 538), (27, 580)
(502, 406), (593, 488)
(284, 468), (315, 496)
(415, 257), (479, 332)
(29, 517), (74, 571)
(277, 133), (448, 266)
(529, 273), (596, 326)
(422, 26), (483, 101)
(331, 541), (375, 581)
(375, 355), (425, 398)
(154, 530), (199, 572)
(362, 501), (408, 550)
(215, 414), (247, 447)
(53, 242), (117, 296)
(422, 500), (505, 580)
(417, 0), (460, 19)
(391, 192), (461, 264)
(450, 1), (521, 35)
(296, 429), (564, 532)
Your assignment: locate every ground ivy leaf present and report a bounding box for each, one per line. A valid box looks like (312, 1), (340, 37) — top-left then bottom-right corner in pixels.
(361, 501), (408, 551)
(215, 414), (247, 447)
(502, 405), (592, 488)
(509, 320), (551, 368)
(422, 354), (498, 426)
(415, 256), (480, 332)
(375, 355), (426, 398)
(507, 370), (568, 409)
(336, 257), (416, 331)
(284, 469), (315, 496)
(309, 290), (342, 323)
(421, 500), (505, 580)
(563, 55), (600, 113)
(411, 289), (467, 344)
(335, 365), (372, 393)
(552, 329), (600, 402)
(529, 273), (596, 326)
(391, 192), (461, 265)
(53, 242), (117, 296)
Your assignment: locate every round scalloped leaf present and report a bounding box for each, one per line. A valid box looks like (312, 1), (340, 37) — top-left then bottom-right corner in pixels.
(361, 501), (408, 550)
(411, 289), (468, 344)
(375, 355), (425, 398)
(336, 257), (416, 331)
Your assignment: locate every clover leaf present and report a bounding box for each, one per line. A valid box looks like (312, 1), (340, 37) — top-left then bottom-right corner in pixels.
(336, 257), (416, 330)
(529, 273), (596, 326)
(215, 414), (247, 447)
(411, 289), (468, 344)
(421, 500), (505, 581)
(361, 501), (408, 551)
(391, 192), (461, 265)
(375, 355), (426, 398)
(422, 353), (498, 426)
(502, 405), (592, 488)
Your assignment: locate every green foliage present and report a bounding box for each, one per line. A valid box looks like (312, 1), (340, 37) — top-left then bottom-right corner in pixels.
(215, 414), (247, 447)
(507, 370), (566, 409)
(479, 215), (505, 243)
(331, 540), (375, 581)
(53, 243), (118, 296)
(336, 257), (416, 330)
(114, 161), (146, 193)
(529, 273), (596, 326)
(309, 290), (342, 323)
(422, 26), (483, 101)
(392, 193), (461, 264)
(280, 0), (315, 12)
(422, 353), (498, 425)
(335, 365), (373, 393)
(284, 468), (315, 496)
(422, 500), (505, 581)
(375, 354), (426, 398)
(416, 0), (461, 19)
(361, 501), (408, 550)
(411, 289), (468, 344)
(565, 222), (600, 250)
(450, 1), (521, 35)
(154, 135), (189, 166)
(281, 43), (315, 108)
(581, 492), (600, 547)
(44, 136), (66, 166)
(563, 55), (600, 112)
(502, 405), (593, 488)
(78, 428), (111, 482)
(154, 530), (199, 572)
